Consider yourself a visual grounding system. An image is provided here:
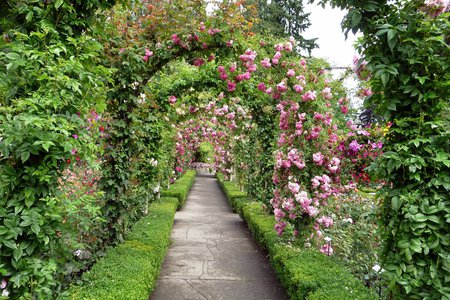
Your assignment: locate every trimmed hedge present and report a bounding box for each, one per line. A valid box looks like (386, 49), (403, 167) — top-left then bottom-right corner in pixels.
(216, 172), (249, 216)
(161, 170), (197, 208)
(68, 171), (197, 299)
(217, 174), (378, 300)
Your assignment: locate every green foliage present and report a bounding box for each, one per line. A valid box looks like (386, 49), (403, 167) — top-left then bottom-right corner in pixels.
(323, 192), (382, 291)
(248, 0), (317, 53)
(195, 142), (214, 163)
(218, 175), (376, 299)
(0, 1), (115, 297)
(67, 197), (179, 300)
(316, 0), (450, 297)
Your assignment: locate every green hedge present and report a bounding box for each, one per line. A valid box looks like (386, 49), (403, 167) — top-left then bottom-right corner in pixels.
(161, 170), (196, 208)
(68, 171), (197, 299)
(217, 174), (378, 300)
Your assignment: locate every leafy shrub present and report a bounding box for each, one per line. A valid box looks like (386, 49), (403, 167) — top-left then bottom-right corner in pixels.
(161, 170), (196, 208)
(67, 197), (178, 300)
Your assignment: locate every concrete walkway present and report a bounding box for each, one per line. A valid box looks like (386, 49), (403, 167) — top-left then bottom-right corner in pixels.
(150, 174), (288, 300)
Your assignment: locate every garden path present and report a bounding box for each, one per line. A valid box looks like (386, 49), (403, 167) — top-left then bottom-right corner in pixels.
(150, 173), (288, 300)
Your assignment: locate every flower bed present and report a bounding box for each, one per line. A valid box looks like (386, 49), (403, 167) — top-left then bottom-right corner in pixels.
(216, 174), (377, 300)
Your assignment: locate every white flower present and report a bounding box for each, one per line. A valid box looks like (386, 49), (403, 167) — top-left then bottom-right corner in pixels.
(343, 217), (354, 224)
(372, 264), (381, 273)
(2, 289), (10, 297)
(74, 249), (82, 257)
(324, 236), (332, 243)
(152, 185), (160, 194)
(149, 158), (158, 167)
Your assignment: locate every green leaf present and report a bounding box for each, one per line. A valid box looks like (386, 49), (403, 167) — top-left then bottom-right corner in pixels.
(26, 11), (33, 22)
(427, 215), (440, 224)
(0, 226), (8, 235)
(351, 10), (362, 28)
(31, 224), (40, 235)
(414, 213), (427, 222)
(55, 0), (64, 9)
(3, 240), (17, 250)
(387, 102), (397, 111)
(13, 248), (23, 261)
(21, 151), (30, 163)
(391, 196), (402, 211)
(5, 52), (20, 60)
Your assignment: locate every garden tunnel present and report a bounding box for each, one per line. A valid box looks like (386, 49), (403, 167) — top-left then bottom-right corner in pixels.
(0, 0), (449, 299)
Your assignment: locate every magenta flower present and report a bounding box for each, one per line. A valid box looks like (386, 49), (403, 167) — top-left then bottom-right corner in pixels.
(257, 82), (266, 91)
(306, 206), (319, 217)
(320, 243), (334, 256)
(321, 87), (332, 100)
(145, 48), (153, 57)
(227, 81), (236, 92)
(276, 81), (287, 93)
(219, 72), (228, 80)
(312, 152), (324, 166)
(318, 216), (334, 228)
(288, 182), (300, 194)
(218, 66), (225, 73)
(229, 62), (237, 72)
(261, 58), (271, 68)
(72, 134), (78, 139)
(242, 72), (251, 80)
(349, 140), (363, 153)
(169, 95), (177, 104)
(286, 69), (295, 77)
(302, 91), (317, 101)
(274, 221), (287, 236)
(274, 208), (285, 222)
(293, 84), (303, 93)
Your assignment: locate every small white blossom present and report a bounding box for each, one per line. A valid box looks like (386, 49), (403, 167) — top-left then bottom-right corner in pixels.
(343, 217), (354, 224)
(372, 264), (381, 273)
(324, 236), (332, 243)
(149, 158), (158, 167)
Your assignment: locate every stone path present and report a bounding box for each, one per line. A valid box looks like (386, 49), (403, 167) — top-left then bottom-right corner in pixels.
(150, 173), (288, 300)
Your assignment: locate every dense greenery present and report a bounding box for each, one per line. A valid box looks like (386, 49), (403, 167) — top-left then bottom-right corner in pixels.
(317, 0), (450, 298)
(0, 1), (119, 297)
